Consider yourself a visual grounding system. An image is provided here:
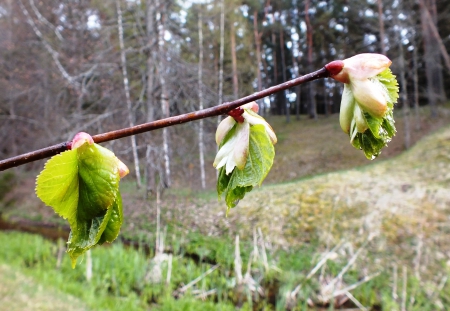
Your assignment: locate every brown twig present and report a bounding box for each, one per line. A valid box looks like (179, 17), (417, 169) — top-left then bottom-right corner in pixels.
(0, 67), (329, 171)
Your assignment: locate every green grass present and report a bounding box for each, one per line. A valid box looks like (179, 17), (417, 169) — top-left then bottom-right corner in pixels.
(2, 229), (449, 310)
(0, 232), (146, 310)
(0, 263), (89, 311)
(0, 231), (261, 310)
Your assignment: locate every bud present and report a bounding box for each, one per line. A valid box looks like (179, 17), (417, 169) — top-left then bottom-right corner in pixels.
(327, 53), (392, 120)
(214, 121), (249, 174)
(116, 159), (129, 179)
(70, 132), (129, 179)
(326, 53), (399, 159)
(242, 109), (277, 144)
(216, 116), (236, 145)
(70, 132), (94, 149)
(328, 53), (392, 83)
(241, 101), (259, 113)
(214, 102), (277, 174)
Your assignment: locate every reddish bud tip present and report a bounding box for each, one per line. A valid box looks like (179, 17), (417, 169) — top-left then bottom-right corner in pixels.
(325, 60), (345, 77)
(228, 108), (245, 123)
(71, 132), (94, 149)
(250, 102), (259, 113)
(241, 101), (259, 113)
(117, 159), (129, 178)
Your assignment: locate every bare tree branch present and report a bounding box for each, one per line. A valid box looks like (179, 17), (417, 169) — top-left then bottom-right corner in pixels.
(18, 0), (78, 87)
(420, 1), (450, 71)
(116, 0), (142, 188)
(29, 0), (64, 41)
(0, 67), (330, 171)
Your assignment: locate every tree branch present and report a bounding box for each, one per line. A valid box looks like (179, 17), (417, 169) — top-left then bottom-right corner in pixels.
(0, 67), (330, 171)
(420, 0), (450, 72)
(18, 0), (78, 87)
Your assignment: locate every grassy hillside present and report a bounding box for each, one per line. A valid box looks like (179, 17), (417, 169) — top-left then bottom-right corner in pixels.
(1, 107), (450, 310)
(262, 105), (450, 183)
(113, 107), (450, 247)
(222, 118), (450, 247)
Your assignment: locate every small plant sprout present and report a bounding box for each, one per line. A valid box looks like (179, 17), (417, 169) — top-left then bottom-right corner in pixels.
(214, 102), (277, 211)
(326, 53), (399, 159)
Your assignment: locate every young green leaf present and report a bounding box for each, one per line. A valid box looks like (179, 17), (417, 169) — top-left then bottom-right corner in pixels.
(98, 193), (123, 244)
(350, 68), (398, 159)
(328, 54), (399, 159)
(217, 124), (275, 212)
(36, 137), (127, 267)
(66, 203), (113, 267)
(35, 149), (79, 219)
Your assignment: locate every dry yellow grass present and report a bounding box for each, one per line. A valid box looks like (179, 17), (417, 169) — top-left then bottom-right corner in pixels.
(152, 121), (450, 277)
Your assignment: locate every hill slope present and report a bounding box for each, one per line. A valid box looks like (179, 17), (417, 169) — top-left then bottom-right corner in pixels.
(151, 122), (450, 274)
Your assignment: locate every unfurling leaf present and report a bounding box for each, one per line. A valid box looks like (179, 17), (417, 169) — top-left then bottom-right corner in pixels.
(36, 133), (128, 267)
(327, 54), (399, 159)
(214, 103), (276, 213)
(349, 69), (398, 159)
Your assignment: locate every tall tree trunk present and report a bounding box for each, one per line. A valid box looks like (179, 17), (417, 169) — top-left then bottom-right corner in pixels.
(305, 0), (317, 119)
(146, 0), (156, 123)
(155, 184), (162, 254)
(419, 0), (446, 117)
(6, 0), (18, 157)
(280, 30), (289, 123)
(412, 37), (421, 131)
(156, 0), (171, 187)
(271, 32), (279, 114)
(296, 86), (301, 120)
(146, 0), (156, 194)
(215, 0), (225, 178)
(253, 11), (263, 114)
(217, 0), (225, 114)
(396, 4), (410, 149)
(377, 0), (386, 54)
(261, 52), (270, 115)
(292, 50), (301, 121)
(197, 11), (206, 189)
(116, 0), (141, 188)
(291, 26), (301, 121)
(230, 21), (239, 99)
(420, 3), (450, 72)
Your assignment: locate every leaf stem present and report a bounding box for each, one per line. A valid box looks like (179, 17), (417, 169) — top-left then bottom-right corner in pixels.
(0, 67), (329, 171)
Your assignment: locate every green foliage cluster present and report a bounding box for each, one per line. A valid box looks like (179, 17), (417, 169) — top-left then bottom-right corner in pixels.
(351, 69), (399, 159)
(36, 143), (125, 267)
(217, 124), (275, 211)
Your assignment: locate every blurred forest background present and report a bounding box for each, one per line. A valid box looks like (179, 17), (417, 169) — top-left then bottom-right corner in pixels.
(0, 0), (449, 190)
(1, 0), (450, 310)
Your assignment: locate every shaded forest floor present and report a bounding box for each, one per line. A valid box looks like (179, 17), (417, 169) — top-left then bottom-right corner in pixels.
(2, 105), (450, 310)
